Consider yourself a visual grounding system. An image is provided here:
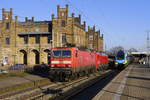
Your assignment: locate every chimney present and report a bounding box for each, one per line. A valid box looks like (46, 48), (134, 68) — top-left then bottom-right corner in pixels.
(10, 8), (12, 14)
(25, 17), (28, 22)
(83, 21), (86, 30)
(2, 8), (5, 13)
(79, 14), (81, 23)
(32, 17), (34, 22)
(10, 8), (13, 20)
(52, 14), (54, 19)
(57, 5), (60, 9)
(2, 8), (5, 20)
(57, 5), (60, 18)
(93, 25), (95, 31)
(66, 4), (69, 18)
(97, 30), (100, 36)
(15, 16), (18, 21)
(66, 4), (69, 8)
(88, 26), (90, 31)
(102, 34), (104, 38)
(72, 13), (74, 17)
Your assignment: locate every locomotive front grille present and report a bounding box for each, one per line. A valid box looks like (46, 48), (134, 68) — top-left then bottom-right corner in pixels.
(50, 67), (72, 74)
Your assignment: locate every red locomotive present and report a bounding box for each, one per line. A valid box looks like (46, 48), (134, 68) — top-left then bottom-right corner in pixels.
(97, 52), (108, 70)
(49, 47), (108, 81)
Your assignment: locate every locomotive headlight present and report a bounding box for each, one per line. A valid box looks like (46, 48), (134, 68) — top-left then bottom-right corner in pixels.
(66, 64), (71, 67)
(123, 60), (127, 64)
(115, 62), (118, 65)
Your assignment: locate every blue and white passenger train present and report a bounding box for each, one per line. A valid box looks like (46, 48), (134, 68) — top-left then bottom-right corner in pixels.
(115, 50), (128, 69)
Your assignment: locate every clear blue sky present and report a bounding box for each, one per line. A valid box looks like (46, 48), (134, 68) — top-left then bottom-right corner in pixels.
(0, 0), (150, 51)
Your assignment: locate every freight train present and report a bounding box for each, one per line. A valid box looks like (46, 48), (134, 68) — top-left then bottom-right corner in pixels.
(48, 47), (108, 81)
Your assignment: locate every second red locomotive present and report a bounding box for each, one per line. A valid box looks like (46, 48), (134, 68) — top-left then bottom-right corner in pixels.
(49, 47), (108, 81)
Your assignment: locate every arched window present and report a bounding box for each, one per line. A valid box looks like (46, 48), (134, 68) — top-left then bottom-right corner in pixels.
(6, 23), (10, 29)
(61, 20), (66, 27)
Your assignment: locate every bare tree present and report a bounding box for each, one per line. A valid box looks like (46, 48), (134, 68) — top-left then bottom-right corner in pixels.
(128, 48), (138, 52)
(109, 46), (124, 55)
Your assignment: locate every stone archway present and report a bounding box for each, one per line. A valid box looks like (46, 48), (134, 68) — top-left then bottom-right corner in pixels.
(43, 49), (51, 64)
(19, 50), (27, 64)
(30, 49), (40, 65)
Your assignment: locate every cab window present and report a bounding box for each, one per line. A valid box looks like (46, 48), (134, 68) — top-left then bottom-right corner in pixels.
(62, 50), (71, 57)
(52, 50), (61, 57)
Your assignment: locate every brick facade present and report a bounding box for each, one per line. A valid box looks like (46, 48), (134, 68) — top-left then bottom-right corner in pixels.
(0, 5), (103, 66)
(52, 5), (86, 48)
(0, 8), (52, 66)
(86, 26), (103, 51)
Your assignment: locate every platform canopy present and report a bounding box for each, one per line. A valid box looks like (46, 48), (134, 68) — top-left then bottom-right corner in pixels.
(129, 51), (148, 57)
(130, 52), (147, 55)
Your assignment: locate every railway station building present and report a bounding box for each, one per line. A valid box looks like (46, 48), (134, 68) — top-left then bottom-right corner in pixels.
(86, 26), (103, 51)
(0, 5), (103, 66)
(52, 5), (87, 47)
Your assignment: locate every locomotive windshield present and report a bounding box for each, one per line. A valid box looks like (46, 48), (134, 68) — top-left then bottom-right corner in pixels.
(53, 50), (61, 57)
(116, 50), (125, 60)
(52, 50), (71, 57)
(62, 50), (71, 57)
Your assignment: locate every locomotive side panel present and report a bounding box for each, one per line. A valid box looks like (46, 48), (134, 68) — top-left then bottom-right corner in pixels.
(97, 53), (108, 70)
(74, 50), (96, 73)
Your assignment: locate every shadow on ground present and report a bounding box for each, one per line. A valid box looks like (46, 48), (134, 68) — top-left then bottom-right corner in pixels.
(26, 64), (50, 78)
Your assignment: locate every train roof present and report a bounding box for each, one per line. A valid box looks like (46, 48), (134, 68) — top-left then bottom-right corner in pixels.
(51, 47), (93, 52)
(97, 52), (108, 56)
(51, 47), (77, 50)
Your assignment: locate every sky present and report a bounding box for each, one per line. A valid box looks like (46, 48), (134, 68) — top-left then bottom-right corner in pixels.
(0, 0), (150, 51)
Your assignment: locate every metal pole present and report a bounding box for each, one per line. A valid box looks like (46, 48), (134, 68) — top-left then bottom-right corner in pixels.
(146, 30), (150, 67)
(14, 16), (17, 65)
(26, 29), (29, 65)
(39, 34), (41, 64)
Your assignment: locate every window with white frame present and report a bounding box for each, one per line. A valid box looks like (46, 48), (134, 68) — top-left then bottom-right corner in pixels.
(89, 35), (93, 40)
(5, 38), (10, 45)
(62, 33), (67, 43)
(89, 43), (93, 49)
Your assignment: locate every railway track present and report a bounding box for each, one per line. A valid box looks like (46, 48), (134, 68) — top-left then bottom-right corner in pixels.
(50, 70), (115, 100)
(0, 70), (115, 100)
(66, 70), (119, 100)
(0, 79), (52, 100)
(29, 70), (114, 100)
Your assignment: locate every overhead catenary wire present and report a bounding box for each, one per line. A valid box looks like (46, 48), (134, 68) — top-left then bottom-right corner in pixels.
(0, 3), (118, 50)
(64, 1), (114, 37)
(65, 0), (110, 32)
(0, 4), (109, 35)
(65, 0), (119, 49)
(0, 2), (111, 36)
